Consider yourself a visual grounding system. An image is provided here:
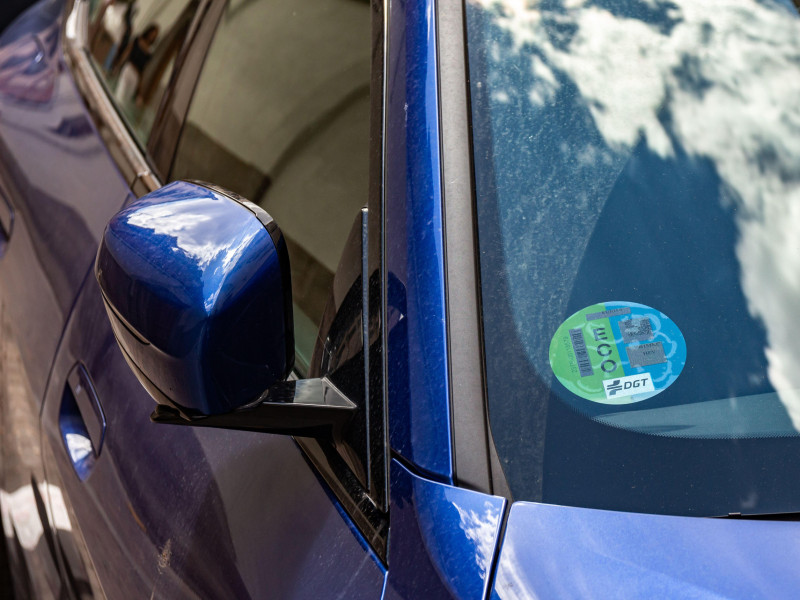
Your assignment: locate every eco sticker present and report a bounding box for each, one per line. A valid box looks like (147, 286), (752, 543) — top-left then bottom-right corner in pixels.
(549, 301), (686, 404)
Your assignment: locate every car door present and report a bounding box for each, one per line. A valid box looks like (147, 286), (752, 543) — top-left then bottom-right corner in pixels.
(39, 0), (389, 596)
(0, 1), (135, 596)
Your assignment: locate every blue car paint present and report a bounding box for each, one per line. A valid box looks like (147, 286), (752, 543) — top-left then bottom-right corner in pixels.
(384, 460), (505, 600)
(492, 501), (800, 599)
(385, 0), (453, 483)
(41, 268), (387, 598)
(0, 1), (132, 595)
(0, 0), (131, 410)
(97, 181), (292, 415)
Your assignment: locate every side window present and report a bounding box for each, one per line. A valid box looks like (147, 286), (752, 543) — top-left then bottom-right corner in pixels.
(170, 0), (371, 376)
(87, 0), (199, 144)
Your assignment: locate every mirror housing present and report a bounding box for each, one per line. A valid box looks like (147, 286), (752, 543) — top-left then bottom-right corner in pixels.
(96, 181), (294, 416)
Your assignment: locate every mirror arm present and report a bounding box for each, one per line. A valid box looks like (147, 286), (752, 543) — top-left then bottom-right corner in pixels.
(150, 378), (357, 440)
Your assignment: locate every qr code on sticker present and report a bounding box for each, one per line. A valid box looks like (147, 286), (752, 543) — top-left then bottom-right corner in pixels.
(620, 318), (653, 343)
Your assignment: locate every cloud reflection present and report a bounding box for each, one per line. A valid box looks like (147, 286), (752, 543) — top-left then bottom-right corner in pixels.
(455, 500), (502, 579)
(126, 201), (220, 269)
(125, 197), (262, 311)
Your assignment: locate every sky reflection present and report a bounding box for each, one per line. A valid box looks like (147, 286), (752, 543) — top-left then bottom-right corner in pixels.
(124, 193), (263, 312)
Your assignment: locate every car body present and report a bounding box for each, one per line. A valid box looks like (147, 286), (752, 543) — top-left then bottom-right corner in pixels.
(0, 0), (799, 598)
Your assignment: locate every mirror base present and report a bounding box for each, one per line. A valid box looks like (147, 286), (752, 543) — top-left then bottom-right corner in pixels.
(149, 378), (357, 440)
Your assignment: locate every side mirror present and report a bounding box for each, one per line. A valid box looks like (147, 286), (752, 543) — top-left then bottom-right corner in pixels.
(96, 181), (355, 437)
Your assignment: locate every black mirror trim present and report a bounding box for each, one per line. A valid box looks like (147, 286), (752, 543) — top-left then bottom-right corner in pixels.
(150, 378), (356, 439)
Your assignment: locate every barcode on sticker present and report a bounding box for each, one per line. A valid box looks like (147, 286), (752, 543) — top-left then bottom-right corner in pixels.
(569, 328), (593, 377)
(586, 307), (631, 321)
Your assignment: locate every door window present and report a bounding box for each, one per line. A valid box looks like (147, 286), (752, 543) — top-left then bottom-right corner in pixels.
(88, 0), (199, 144)
(169, 0), (371, 376)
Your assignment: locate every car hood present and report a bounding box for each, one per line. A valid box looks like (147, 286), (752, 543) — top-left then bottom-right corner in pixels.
(491, 501), (800, 599)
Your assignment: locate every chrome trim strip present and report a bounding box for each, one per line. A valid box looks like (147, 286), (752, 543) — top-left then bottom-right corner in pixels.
(63, 0), (160, 195)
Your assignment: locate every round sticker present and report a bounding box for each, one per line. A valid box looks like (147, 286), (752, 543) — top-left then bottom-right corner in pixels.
(549, 301), (686, 404)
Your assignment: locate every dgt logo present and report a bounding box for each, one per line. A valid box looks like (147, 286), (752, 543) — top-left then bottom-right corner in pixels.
(603, 373), (655, 399)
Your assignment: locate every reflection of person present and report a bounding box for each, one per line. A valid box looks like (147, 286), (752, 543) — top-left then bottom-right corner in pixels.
(114, 24), (159, 107)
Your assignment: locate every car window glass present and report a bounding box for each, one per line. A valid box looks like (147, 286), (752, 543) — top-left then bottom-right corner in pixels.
(466, 0), (800, 516)
(170, 0), (371, 376)
(87, 0), (198, 144)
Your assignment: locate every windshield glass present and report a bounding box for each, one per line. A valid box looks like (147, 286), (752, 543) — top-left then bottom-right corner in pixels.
(465, 0), (800, 516)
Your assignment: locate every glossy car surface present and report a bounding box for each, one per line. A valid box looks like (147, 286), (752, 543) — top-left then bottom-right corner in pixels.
(0, 0), (798, 598)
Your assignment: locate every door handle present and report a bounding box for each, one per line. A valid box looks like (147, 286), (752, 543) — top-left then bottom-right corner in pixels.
(0, 188), (12, 255)
(60, 364), (106, 480)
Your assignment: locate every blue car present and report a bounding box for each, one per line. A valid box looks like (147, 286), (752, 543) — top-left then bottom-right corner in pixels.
(1, 0), (800, 597)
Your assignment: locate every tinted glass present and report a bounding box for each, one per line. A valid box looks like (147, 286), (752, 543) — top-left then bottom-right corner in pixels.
(88, 0), (197, 143)
(170, 0), (370, 375)
(466, 0), (800, 516)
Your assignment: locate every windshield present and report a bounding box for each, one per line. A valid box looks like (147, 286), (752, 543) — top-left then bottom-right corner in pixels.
(466, 0), (800, 516)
